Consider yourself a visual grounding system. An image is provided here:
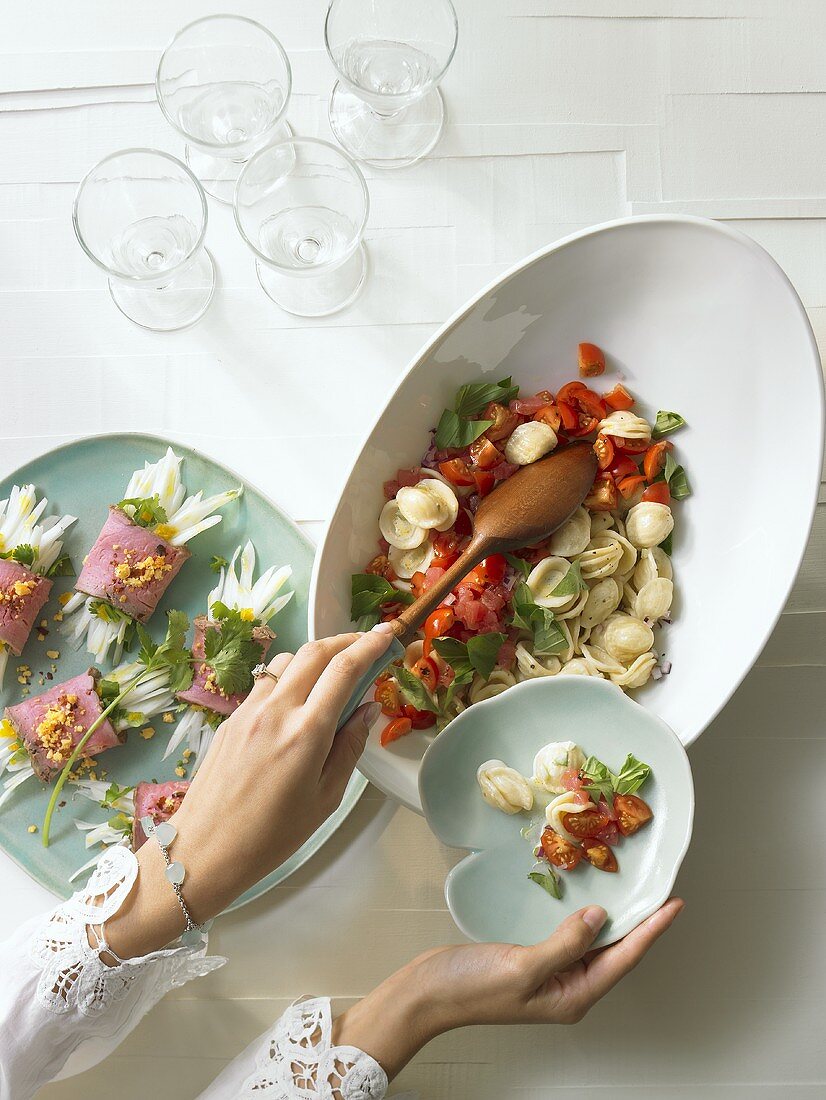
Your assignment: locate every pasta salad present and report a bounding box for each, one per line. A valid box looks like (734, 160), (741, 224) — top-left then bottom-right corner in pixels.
(350, 343), (690, 748)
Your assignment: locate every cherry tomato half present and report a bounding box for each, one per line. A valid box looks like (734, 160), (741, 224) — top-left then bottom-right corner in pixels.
(617, 474), (647, 500)
(439, 458), (475, 486)
(380, 716), (413, 747)
(642, 481), (671, 505)
(472, 469), (496, 496)
(611, 435), (649, 455)
(556, 381), (588, 404)
(561, 808), (610, 839)
(593, 435), (615, 470)
(578, 342), (606, 378)
(540, 827), (583, 871)
(584, 473), (618, 511)
(469, 436), (502, 469)
(374, 679), (402, 717)
(402, 704), (437, 730)
(603, 383), (635, 411)
(581, 839), (619, 872)
(609, 454), (638, 480)
(410, 571), (427, 599)
(422, 606), (455, 657)
(411, 655), (440, 693)
(613, 794), (654, 836)
(366, 554), (393, 579)
(465, 553), (507, 587)
(557, 400), (579, 432)
(643, 440), (673, 482)
(534, 404), (562, 433)
(483, 402), (520, 442)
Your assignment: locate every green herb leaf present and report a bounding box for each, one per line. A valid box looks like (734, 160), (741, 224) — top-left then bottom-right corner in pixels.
(202, 606), (259, 695)
(510, 582), (537, 633)
(454, 376), (519, 417)
(136, 623), (157, 665)
(46, 553), (74, 578)
(100, 781), (134, 809)
(355, 612), (380, 631)
(97, 679), (120, 707)
(659, 530), (673, 555)
(351, 574), (413, 622)
(613, 753), (652, 795)
(433, 409), (494, 450)
(8, 544), (36, 568)
(394, 665), (435, 711)
(504, 552), (531, 578)
(467, 632), (506, 680)
(107, 812), (133, 836)
(550, 560), (587, 598)
(652, 411), (686, 438)
(431, 637), (475, 683)
(663, 451), (691, 500)
(210, 555), (229, 573)
(580, 755), (616, 805)
(510, 583), (567, 656)
(528, 869), (561, 899)
(116, 494), (169, 529)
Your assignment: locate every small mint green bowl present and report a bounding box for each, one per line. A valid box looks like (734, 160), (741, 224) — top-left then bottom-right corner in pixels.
(419, 677), (694, 948)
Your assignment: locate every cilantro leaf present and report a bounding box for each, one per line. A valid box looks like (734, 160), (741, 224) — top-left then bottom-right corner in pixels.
(528, 869), (561, 899)
(9, 544), (36, 568)
(613, 753), (652, 795)
(101, 781), (134, 809)
(46, 553), (74, 577)
(116, 495), (169, 529)
(202, 606), (259, 695)
(210, 555), (229, 573)
(351, 574), (413, 622)
(97, 678), (120, 707)
(652, 411), (686, 438)
(550, 561), (587, 598)
(107, 812), (133, 836)
(454, 377), (519, 417)
(395, 665), (435, 711)
(433, 409), (494, 450)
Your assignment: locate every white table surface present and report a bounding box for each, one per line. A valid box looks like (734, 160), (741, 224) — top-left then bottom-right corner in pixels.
(2, 1), (825, 1096)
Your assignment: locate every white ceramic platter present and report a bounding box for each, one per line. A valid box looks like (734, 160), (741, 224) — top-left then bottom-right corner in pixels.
(310, 215), (824, 812)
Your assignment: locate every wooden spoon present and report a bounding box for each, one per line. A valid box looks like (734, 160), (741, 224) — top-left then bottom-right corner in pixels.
(390, 440), (597, 643)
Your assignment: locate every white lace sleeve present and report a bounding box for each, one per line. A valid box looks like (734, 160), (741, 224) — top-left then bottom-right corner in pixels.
(197, 997), (391, 1100)
(0, 845), (225, 1100)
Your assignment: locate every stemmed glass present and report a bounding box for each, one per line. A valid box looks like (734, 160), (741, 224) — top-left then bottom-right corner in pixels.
(156, 15), (292, 204)
(324, 0), (458, 170)
(73, 149), (215, 332)
(234, 137), (369, 317)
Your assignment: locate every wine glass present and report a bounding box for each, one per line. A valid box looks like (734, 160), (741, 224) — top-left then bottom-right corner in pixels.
(73, 149), (215, 332)
(156, 15), (292, 204)
(234, 137), (369, 317)
(324, 0), (458, 170)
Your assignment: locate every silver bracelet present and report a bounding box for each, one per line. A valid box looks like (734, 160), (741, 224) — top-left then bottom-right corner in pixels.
(140, 815), (212, 947)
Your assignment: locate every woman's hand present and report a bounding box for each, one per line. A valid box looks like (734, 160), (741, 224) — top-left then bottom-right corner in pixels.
(105, 626), (393, 958)
(333, 898), (684, 1079)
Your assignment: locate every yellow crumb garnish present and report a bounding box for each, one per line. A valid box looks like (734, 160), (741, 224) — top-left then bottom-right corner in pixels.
(162, 712), (175, 724)
(12, 579), (36, 597)
(39, 620), (48, 630)
(53, 611), (64, 622)
(58, 591), (72, 606)
(175, 766), (185, 778)
(183, 749), (193, 761)
(46, 649), (60, 660)
(154, 523), (176, 541)
(0, 719), (15, 739)
(140, 726), (156, 740)
(27, 825), (37, 834)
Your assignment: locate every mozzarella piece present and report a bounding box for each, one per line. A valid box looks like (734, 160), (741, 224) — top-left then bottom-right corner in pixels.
(602, 614), (654, 663)
(548, 506), (591, 557)
(379, 500), (428, 550)
(503, 421), (557, 465)
(526, 555), (579, 611)
(477, 759), (534, 814)
(532, 740), (585, 794)
(388, 539), (434, 580)
(546, 791), (595, 842)
(396, 479), (459, 531)
(597, 410), (652, 442)
(625, 502), (674, 549)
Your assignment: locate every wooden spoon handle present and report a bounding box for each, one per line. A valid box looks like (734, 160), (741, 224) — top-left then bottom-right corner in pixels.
(391, 535), (491, 645)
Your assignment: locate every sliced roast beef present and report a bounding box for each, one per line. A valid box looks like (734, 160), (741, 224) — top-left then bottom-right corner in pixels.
(131, 780), (190, 850)
(177, 614), (275, 717)
(5, 670), (123, 781)
(0, 558), (52, 656)
(75, 507), (190, 622)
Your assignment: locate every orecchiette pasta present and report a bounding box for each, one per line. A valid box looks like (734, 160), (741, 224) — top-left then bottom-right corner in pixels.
(468, 669), (517, 704)
(527, 556), (581, 612)
(580, 577), (622, 629)
(634, 577), (674, 622)
(556, 657), (594, 676)
(611, 651), (658, 689)
(515, 641), (562, 679)
(476, 759), (534, 814)
(504, 421), (558, 465)
(597, 410), (652, 442)
(388, 539), (434, 579)
(548, 506), (592, 557)
(581, 643), (626, 678)
(532, 740), (586, 793)
(546, 791), (595, 841)
(602, 614), (655, 663)
(589, 511), (615, 536)
(379, 499), (427, 549)
(396, 478), (459, 532)
(625, 502), (674, 549)
(403, 639), (424, 669)
(576, 533), (625, 581)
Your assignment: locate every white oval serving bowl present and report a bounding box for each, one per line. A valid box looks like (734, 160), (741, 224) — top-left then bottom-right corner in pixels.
(310, 215), (824, 812)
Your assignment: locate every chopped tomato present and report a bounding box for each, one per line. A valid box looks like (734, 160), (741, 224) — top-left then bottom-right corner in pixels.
(472, 469), (496, 496)
(380, 716), (412, 747)
(464, 554), (507, 587)
(556, 382), (606, 436)
(611, 435), (649, 455)
(402, 704), (437, 730)
(578, 342), (606, 378)
(609, 454), (638, 479)
(603, 383), (635, 411)
(583, 473), (617, 511)
(511, 393), (552, 415)
(374, 667), (393, 685)
(556, 381), (587, 404)
(581, 839), (619, 872)
(643, 440), (673, 482)
(439, 458), (475, 487)
(374, 679), (402, 717)
(483, 402), (520, 442)
(410, 571), (427, 599)
(560, 767), (584, 791)
(561, 808), (610, 839)
(422, 606), (455, 657)
(557, 400), (579, 432)
(593, 435), (615, 470)
(613, 794), (654, 836)
(617, 474), (646, 500)
(568, 414), (599, 438)
(534, 404), (561, 433)
(365, 554), (393, 579)
(576, 388), (607, 421)
(454, 508), (473, 539)
(469, 436), (501, 469)
(411, 655), (439, 693)
(396, 468), (420, 487)
(642, 481), (671, 505)
(540, 827), (582, 871)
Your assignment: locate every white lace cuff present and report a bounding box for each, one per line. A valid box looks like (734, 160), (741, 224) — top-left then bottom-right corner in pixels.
(235, 997), (388, 1099)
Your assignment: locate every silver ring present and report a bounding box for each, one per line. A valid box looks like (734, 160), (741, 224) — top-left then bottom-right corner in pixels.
(252, 663), (279, 683)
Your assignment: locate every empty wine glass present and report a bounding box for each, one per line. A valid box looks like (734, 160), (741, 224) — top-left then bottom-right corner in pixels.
(324, 0), (458, 170)
(234, 137), (369, 317)
(73, 149), (215, 332)
(156, 15), (292, 204)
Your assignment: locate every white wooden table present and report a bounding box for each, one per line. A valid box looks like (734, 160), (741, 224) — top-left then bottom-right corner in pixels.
(2, 2), (825, 1096)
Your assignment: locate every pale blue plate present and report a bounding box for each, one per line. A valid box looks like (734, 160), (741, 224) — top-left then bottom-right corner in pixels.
(420, 677), (694, 948)
(0, 433), (366, 908)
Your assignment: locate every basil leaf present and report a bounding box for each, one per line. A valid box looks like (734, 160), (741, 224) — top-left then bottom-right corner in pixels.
(355, 611), (380, 631)
(510, 583), (537, 633)
(46, 553), (74, 578)
(613, 753), (652, 795)
(666, 462), (691, 500)
(395, 665), (434, 711)
(454, 376), (519, 417)
(351, 574), (413, 621)
(528, 869), (561, 899)
(531, 612), (567, 656)
(659, 531), (673, 555)
(653, 411), (686, 438)
(434, 409), (493, 450)
(431, 637), (475, 683)
(580, 754), (616, 804)
(550, 561), (586, 598)
(467, 632), (506, 680)
(504, 552), (531, 578)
